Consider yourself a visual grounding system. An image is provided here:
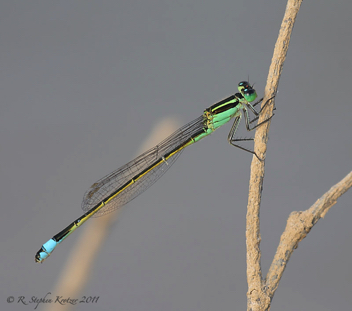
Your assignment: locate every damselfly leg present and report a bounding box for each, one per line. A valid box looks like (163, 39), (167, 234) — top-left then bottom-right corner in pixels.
(227, 94), (276, 160)
(249, 94), (276, 124)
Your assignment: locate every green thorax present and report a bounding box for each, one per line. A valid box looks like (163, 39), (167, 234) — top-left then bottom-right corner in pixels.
(188, 93), (244, 144)
(204, 93), (244, 131)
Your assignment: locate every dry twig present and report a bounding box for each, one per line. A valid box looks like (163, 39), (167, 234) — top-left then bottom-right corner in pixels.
(245, 1), (352, 310)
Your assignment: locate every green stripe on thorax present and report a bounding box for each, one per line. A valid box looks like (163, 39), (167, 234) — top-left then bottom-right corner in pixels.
(204, 93), (244, 131)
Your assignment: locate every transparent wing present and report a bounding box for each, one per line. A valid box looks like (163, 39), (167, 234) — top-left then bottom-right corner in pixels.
(82, 115), (205, 217)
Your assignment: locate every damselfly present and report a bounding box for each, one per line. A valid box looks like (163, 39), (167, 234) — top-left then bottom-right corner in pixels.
(35, 81), (274, 263)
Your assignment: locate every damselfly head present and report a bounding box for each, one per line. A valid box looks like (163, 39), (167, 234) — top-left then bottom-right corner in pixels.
(238, 81), (251, 92)
(239, 86), (257, 103)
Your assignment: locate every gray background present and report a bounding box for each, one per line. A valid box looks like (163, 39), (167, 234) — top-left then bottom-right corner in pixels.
(1, 1), (352, 310)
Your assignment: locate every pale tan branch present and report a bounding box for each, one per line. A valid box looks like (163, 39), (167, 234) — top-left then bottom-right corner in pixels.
(265, 171), (352, 297)
(246, 1), (303, 310)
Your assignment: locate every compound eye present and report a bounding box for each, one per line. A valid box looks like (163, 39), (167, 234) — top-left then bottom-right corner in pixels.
(242, 88), (257, 103)
(238, 81), (251, 92)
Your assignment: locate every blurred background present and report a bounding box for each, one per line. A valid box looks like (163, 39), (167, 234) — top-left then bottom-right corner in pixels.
(1, 1), (351, 310)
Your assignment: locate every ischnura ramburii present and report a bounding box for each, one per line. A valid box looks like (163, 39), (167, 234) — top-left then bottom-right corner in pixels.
(35, 81), (274, 263)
